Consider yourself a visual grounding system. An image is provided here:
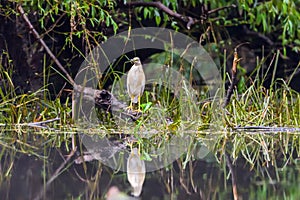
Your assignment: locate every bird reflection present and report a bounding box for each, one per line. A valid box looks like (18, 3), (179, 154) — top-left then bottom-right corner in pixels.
(127, 148), (146, 197)
(106, 186), (135, 200)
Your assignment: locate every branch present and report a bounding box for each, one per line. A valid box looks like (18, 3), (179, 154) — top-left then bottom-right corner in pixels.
(207, 4), (237, 15)
(126, 1), (199, 29)
(225, 153), (239, 200)
(73, 85), (144, 121)
(126, 1), (237, 30)
(17, 4), (75, 86)
(222, 47), (242, 108)
(33, 148), (76, 200)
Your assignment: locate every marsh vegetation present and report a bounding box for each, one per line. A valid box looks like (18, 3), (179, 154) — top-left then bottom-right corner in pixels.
(0, 1), (300, 199)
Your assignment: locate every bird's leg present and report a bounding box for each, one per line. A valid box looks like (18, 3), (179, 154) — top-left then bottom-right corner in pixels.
(137, 95), (142, 113)
(128, 140), (133, 154)
(126, 96), (134, 111)
(127, 137), (139, 156)
(130, 98), (133, 110)
(138, 142), (141, 156)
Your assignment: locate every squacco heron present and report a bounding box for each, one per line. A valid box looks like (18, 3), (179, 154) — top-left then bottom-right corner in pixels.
(127, 57), (145, 111)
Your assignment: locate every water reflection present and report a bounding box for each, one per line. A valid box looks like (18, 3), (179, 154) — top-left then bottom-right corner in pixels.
(127, 148), (145, 197)
(76, 131), (193, 172)
(106, 186), (135, 200)
(0, 131), (300, 199)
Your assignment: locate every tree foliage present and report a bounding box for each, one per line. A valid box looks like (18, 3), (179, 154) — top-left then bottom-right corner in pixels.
(0, 0), (299, 94)
(5, 0), (299, 52)
(131, 0), (300, 52)
(241, 0), (300, 52)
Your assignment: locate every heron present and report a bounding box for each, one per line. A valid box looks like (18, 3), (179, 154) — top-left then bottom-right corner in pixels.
(127, 57), (145, 112)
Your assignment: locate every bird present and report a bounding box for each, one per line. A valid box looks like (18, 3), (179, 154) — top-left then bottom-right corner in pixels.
(127, 57), (145, 112)
(127, 148), (146, 197)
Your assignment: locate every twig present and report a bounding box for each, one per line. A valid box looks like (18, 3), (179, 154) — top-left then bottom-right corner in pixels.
(0, 118), (61, 129)
(225, 153), (239, 200)
(207, 4), (237, 15)
(126, 1), (237, 30)
(17, 4), (75, 86)
(23, 117), (60, 129)
(126, 1), (199, 29)
(33, 148), (76, 200)
(233, 126), (300, 132)
(222, 47), (242, 107)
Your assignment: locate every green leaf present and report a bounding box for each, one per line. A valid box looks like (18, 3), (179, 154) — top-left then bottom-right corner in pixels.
(91, 6), (95, 18)
(89, 18), (95, 27)
(105, 15), (110, 26)
(143, 7), (149, 19)
(155, 15), (161, 25)
(100, 9), (104, 20)
(141, 102), (152, 112)
(142, 151), (152, 161)
(111, 20), (118, 34)
(262, 14), (267, 32)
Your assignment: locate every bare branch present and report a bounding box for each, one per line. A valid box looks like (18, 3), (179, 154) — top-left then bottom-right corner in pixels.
(33, 149), (76, 200)
(126, 1), (237, 30)
(207, 4), (237, 15)
(126, 1), (199, 29)
(17, 4), (75, 86)
(222, 47), (242, 108)
(225, 153), (239, 200)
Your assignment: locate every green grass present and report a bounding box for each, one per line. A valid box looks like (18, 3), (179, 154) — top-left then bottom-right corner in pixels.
(0, 48), (299, 188)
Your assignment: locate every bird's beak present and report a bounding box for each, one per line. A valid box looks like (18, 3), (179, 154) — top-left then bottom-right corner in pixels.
(130, 59), (134, 63)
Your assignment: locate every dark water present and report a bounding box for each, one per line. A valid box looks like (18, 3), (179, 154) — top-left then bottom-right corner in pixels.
(0, 132), (299, 200)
